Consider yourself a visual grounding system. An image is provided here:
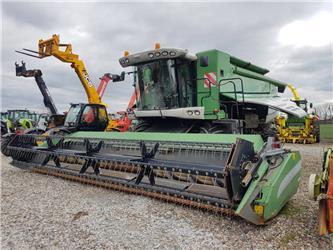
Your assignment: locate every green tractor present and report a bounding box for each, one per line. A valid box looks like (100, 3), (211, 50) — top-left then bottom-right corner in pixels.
(119, 45), (306, 135)
(1, 109), (34, 134)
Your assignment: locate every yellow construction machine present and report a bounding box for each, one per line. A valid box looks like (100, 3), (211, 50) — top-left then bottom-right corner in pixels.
(275, 84), (319, 143)
(16, 34), (123, 131)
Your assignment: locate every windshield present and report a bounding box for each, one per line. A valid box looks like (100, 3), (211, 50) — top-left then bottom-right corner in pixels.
(136, 59), (195, 110)
(64, 105), (81, 127)
(9, 111), (27, 121)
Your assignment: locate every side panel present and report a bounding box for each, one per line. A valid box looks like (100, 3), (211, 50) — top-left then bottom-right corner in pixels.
(235, 151), (301, 224)
(196, 50), (229, 119)
(260, 153), (301, 220)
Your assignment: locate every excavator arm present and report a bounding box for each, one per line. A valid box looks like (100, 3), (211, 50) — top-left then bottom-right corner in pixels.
(97, 72), (125, 98)
(15, 61), (58, 115)
(16, 34), (102, 105)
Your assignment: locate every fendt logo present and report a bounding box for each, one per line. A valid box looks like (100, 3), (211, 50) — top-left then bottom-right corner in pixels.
(204, 72), (217, 88)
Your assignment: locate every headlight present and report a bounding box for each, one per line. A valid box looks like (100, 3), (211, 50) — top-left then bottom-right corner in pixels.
(125, 58), (129, 64)
(170, 51), (176, 56)
(187, 110), (193, 116)
(194, 110), (200, 116)
(162, 51), (168, 56)
(155, 52), (161, 57)
(148, 53), (154, 58)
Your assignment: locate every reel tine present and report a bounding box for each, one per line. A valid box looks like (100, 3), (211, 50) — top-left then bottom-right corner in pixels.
(93, 160), (100, 175)
(79, 159), (89, 174)
(56, 138), (65, 148)
(148, 167), (155, 186)
(149, 143), (160, 158)
(95, 141), (104, 153)
(84, 138), (90, 153)
(140, 141), (147, 161)
(54, 155), (61, 168)
(41, 153), (50, 166)
(135, 165), (145, 185)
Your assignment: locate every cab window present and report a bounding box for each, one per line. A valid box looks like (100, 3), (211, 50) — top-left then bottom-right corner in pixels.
(81, 106), (97, 124)
(98, 108), (108, 123)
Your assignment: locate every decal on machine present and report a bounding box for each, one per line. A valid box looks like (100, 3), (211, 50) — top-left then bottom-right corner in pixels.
(83, 72), (93, 87)
(204, 72), (217, 88)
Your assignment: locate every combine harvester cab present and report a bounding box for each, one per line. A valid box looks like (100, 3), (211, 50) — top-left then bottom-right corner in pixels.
(3, 132), (301, 225)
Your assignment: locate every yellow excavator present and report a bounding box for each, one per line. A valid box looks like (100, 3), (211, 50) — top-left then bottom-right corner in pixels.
(275, 84), (319, 143)
(16, 34), (123, 131)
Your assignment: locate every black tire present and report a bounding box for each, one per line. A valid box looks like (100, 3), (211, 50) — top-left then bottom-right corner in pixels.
(1, 121), (8, 136)
(1, 133), (15, 156)
(134, 122), (151, 132)
(199, 127), (209, 134)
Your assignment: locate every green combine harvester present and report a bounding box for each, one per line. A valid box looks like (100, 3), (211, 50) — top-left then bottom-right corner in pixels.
(119, 45), (306, 135)
(2, 45), (304, 224)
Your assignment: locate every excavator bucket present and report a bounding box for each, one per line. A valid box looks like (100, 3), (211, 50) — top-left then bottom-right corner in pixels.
(2, 132), (301, 224)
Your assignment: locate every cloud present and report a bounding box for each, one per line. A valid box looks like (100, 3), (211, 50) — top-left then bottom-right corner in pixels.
(1, 1), (332, 113)
(278, 11), (333, 47)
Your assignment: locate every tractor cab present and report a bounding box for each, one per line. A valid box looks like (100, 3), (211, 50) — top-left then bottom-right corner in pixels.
(1, 112), (8, 120)
(28, 112), (40, 125)
(48, 103), (109, 135)
(47, 114), (66, 129)
(293, 99), (308, 112)
(8, 110), (30, 121)
(7, 110), (34, 131)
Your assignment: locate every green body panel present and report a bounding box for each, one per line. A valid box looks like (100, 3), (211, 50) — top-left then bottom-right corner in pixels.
(19, 118), (33, 129)
(236, 151), (301, 224)
(319, 124), (333, 139)
(230, 56), (269, 75)
(196, 50), (229, 119)
(69, 131), (265, 152)
(195, 50), (285, 120)
(286, 117), (306, 127)
(5, 119), (13, 130)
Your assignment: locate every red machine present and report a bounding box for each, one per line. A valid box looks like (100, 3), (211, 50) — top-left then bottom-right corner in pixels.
(97, 74), (112, 97)
(97, 74), (136, 132)
(309, 148), (333, 235)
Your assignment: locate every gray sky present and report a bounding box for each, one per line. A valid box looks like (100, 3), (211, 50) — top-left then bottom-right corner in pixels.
(1, 1), (332, 113)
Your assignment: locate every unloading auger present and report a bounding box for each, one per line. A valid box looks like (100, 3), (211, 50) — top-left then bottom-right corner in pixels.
(2, 132), (301, 224)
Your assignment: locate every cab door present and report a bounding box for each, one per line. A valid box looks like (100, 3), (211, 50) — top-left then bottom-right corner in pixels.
(79, 105), (108, 131)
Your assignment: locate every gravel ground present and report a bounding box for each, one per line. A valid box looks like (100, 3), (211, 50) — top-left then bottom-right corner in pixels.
(1, 143), (333, 249)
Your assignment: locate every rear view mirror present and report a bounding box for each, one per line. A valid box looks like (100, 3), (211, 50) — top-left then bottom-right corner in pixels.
(200, 56), (209, 67)
(112, 71), (125, 82)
